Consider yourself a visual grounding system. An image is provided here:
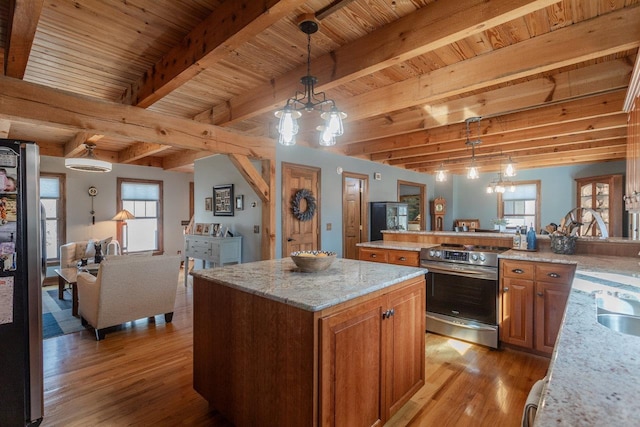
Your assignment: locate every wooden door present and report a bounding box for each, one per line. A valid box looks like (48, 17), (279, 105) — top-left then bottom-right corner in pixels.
(534, 281), (570, 354)
(320, 298), (385, 427)
(282, 163), (320, 256)
(500, 277), (534, 349)
(343, 173), (368, 259)
(385, 281), (425, 419)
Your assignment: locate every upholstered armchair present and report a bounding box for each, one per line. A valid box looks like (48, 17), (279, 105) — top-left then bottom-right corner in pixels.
(76, 254), (181, 340)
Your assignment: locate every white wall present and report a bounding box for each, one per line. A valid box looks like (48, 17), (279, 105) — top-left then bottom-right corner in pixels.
(41, 156), (193, 257)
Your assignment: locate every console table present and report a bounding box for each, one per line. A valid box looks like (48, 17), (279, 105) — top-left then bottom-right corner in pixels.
(183, 235), (242, 286)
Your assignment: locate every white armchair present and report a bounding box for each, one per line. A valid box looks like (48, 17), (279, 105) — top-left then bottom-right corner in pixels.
(76, 254), (181, 340)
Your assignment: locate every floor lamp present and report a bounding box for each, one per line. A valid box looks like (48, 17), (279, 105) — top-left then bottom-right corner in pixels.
(112, 209), (135, 253)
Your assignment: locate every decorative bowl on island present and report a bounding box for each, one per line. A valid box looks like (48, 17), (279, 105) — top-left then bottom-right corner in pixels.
(290, 250), (337, 272)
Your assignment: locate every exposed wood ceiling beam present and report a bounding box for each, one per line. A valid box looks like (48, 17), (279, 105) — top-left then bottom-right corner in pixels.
(0, 119), (10, 138)
(122, 0), (306, 108)
(348, 90), (628, 158)
(336, 58), (633, 144)
(406, 131), (628, 171)
(0, 75), (275, 161)
(229, 154), (270, 202)
(118, 142), (171, 164)
(333, 6), (640, 124)
(4, 0), (43, 78)
(222, 0), (559, 125)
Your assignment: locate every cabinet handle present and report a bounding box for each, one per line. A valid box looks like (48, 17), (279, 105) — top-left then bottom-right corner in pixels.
(512, 268), (524, 274)
(537, 292), (544, 297)
(399, 257), (406, 261)
(382, 309), (395, 319)
(371, 254), (377, 258)
(547, 272), (560, 278)
(503, 287), (509, 292)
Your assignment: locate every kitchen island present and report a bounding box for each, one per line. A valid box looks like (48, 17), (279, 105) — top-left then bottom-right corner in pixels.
(191, 258), (427, 427)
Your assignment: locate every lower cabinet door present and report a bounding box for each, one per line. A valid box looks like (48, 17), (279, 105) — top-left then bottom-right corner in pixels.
(535, 280), (571, 354)
(501, 277), (534, 349)
(385, 282), (425, 418)
(320, 298), (385, 427)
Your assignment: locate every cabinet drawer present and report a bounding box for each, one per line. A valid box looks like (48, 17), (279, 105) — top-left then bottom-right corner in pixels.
(501, 260), (534, 279)
(359, 247), (389, 263)
(387, 250), (419, 267)
(535, 263), (575, 285)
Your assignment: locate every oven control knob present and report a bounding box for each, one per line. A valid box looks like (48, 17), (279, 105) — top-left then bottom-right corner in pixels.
(429, 249), (436, 257)
(435, 250), (441, 257)
(479, 254), (486, 262)
(471, 254), (478, 262)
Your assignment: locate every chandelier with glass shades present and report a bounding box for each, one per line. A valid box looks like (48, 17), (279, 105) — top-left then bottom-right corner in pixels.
(275, 15), (346, 147)
(433, 117), (518, 183)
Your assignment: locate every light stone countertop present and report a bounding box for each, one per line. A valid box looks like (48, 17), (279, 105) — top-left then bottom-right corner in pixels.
(356, 240), (437, 251)
(191, 257), (427, 312)
(498, 250), (640, 426)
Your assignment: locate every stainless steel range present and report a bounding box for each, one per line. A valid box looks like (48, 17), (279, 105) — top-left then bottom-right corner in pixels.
(420, 244), (509, 348)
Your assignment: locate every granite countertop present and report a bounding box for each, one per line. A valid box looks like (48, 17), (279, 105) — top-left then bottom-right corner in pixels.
(497, 250), (640, 426)
(191, 257), (427, 312)
(356, 240), (437, 251)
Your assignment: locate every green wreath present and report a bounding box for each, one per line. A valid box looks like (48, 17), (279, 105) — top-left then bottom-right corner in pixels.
(291, 189), (316, 222)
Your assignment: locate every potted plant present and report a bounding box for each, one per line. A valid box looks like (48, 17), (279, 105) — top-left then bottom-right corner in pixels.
(492, 218), (508, 232)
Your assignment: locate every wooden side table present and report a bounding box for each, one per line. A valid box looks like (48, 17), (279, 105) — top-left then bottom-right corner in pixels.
(54, 267), (79, 317)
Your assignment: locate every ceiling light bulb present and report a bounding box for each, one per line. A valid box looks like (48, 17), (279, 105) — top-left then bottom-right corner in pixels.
(509, 184), (516, 192)
(486, 186), (493, 194)
(275, 107), (301, 146)
(496, 184), (505, 193)
(504, 160), (516, 177)
(467, 165), (479, 180)
(318, 126), (336, 146)
(435, 167), (447, 182)
(321, 108), (346, 136)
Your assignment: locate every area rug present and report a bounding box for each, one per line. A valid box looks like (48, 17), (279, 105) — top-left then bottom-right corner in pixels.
(42, 285), (84, 339)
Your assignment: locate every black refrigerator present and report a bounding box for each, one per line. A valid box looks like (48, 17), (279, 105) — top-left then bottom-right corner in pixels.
(369, 202), (408, 241)
(0, 140), (44, 426)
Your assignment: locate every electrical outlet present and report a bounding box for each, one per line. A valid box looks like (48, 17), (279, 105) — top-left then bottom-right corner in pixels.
(254, 225), (260, 233)
(177, 250), (181, 255)
(326, 223), (332, 231)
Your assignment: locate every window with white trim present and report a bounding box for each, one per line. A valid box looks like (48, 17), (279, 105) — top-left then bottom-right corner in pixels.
(498, 181), (541, 232)
(117, 178), (163, 253)
(40, 173), (66, 263)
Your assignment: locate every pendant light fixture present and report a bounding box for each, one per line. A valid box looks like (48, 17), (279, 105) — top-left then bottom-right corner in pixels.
(465, 117), (482, 180)
(504, 156), (517, 177)
(65, 143), (112, 173)
(275, 15), (346, 147)
(435, 163), (447, 182)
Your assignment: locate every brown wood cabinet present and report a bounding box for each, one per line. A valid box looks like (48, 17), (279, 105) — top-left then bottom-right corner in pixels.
(359, 247), (420, 267)
(320, 280), (424, 426)
(575, 174), (623, 237)
(500, 260), (576, 355)
(194, 275), (425, 427)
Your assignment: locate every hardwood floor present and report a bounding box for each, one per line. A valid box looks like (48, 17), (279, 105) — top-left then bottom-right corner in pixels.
(41, 270), (549, 426)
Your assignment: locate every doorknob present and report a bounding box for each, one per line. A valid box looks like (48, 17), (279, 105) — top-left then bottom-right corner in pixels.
(287, 237), (295, 242)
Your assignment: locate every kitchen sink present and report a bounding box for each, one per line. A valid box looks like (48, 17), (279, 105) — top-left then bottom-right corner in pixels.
(595, 292), (640, 337)
(597, 313), (640, 337)
(596, 293), (640, 317)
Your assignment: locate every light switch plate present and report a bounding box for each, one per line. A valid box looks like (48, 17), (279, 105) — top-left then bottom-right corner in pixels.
(254, 225), (260, 233)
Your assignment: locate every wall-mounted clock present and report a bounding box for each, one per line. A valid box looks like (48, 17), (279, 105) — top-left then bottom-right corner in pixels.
(88, 186), (97, 224)
(430, 197), (446, 231)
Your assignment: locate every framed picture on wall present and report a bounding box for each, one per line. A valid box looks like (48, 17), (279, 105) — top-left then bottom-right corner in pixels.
(204, 197), (213, 211)
(213, 184), (234, 216)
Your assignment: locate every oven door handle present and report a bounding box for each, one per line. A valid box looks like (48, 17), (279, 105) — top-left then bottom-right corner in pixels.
(421, 263), (497, 280)
(426, 314), (496, 332)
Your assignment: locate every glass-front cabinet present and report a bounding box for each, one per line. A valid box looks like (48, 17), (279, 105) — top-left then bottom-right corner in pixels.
(575, 174), (623, 237)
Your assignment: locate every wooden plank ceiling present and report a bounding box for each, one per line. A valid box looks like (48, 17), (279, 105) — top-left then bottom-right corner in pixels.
(0, 0), (638, 175)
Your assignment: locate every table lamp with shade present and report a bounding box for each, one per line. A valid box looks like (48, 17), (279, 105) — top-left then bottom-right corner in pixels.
(112, 209), (135, 252)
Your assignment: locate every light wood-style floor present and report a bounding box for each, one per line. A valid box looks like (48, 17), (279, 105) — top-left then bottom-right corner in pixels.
(41, 270), (549, 426)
